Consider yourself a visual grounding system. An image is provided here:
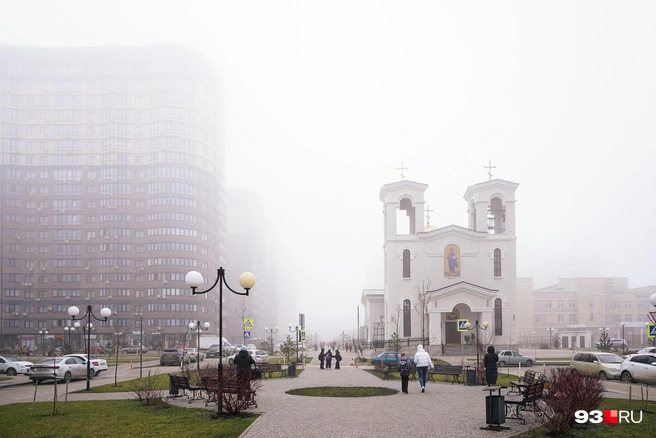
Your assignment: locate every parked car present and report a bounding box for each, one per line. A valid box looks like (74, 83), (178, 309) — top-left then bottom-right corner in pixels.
(570, 352), (624, 380)
(80, 346), (105, 354)
(497, 350), (535, 367)
(160, 348), (188, 366)
(63, 353), (108, 376)
(635, 347), (656, 355)
(597, 338), (627, 351)
(29, 356), (89, 383)
(205, 344), (222, 358)
(228, 349), (269, 364)
(121, 345), (148, 354)
(620, 353), (656, 385)
(0, 354), (33, 376)
(185, 348), (205, 363)
(371, 352), (415, 366)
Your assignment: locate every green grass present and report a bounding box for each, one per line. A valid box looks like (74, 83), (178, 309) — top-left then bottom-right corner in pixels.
(286, 386), (397, 397)
(0, 400), (255, 438)
(75, 373), (170, 393)
(516, 398), (656, 437)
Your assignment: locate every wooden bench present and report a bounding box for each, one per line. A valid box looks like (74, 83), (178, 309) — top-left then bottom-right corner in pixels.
(505, 380), (545, 424)
(257, 363), (288, 378)
(431, 364), (463, 384)
(509, 369), (536, 394)
(201, 375), (258, 408)
(168, 374), (204, 403)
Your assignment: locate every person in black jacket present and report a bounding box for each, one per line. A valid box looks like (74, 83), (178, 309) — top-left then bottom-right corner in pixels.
(483, 345), (499, 387)
(334, 349), (342, 369)
(234, 346), (256, 382)
(397, 352), (412, 394)
(318, 348), (325, 369)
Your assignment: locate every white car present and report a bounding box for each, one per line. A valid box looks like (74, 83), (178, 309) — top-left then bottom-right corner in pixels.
(0, 354), (33, 376)
(63, 353), (108, 376)
(570, 352), (624, 380)
(497, 350), (536, 367)
(635, 347), (656, 355)
(228, 349), (269, 364)
(29, 356), (89, 383)
(185, 348), (205, 363)
(620, 353), (656, 385)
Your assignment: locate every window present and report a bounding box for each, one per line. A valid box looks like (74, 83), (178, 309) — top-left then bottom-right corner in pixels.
(590, 313), (594, 322)
(494, 298), (502, 335)
(493, 248), (501, 277)
(545, 301), (552, 309)
(569, 314), (576, 323)
(569, 300), (576, 309)
(558, 315), (564, 323)
(403, 299), (411, 337)
(625, 301), (631, 309)
(557, 301), (563, 309)
(402, 249), (410, 278)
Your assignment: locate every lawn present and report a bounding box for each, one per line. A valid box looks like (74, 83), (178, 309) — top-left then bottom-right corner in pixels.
(0, 400), (255, 438)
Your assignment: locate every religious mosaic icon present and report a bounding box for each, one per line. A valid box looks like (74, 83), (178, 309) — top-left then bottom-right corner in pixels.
(444, 245), (461, 277)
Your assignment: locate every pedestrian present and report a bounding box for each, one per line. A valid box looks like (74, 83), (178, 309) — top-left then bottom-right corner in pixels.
(398, 352), (412, 394)
(414, 344), (434, 393)
(483, 345), (499, 387)
(233, 345), (257, 403)
(358, 343), (363, 356)
(334, 349), (342, 369)
(318, 347), (325, 369)
(325, 349), (333, 369)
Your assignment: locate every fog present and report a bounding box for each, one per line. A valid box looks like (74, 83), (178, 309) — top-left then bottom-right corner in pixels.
(2, 1), (655, 340)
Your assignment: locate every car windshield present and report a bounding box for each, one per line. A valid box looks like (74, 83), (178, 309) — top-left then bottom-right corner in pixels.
(1, 355), (22, 362)
(598, 354), (624, 363)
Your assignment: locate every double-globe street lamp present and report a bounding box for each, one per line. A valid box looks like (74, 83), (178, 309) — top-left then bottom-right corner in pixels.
(189, 320), (210, 374)
(67, 304), (112, 391)
(185, 267), (255, 413)
(464, 320), (489, 380)
(38, 330), (48, 353)
(63, 326), (76, 354)
(547, 327), (554, 349)
(288, 324), (301, 366)
(264, 327), (278, 355)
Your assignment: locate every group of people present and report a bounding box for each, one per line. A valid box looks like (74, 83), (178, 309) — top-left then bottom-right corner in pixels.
(318, 347), (342, 369)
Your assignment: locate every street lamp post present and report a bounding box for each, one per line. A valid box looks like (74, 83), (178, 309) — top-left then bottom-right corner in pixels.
(620, 322), (626, 355)
(288, 324), (300, 365)
(38, 330), (48, 353)
(63, 326), (75, 354)
(264, 327), (278, 355)
(650, 293), (656, 347)
(464, 320), (489, 381)
(67, 304), (112, 391)
(185, 267), (255, 413)
(189, 320), (210, 375)
(135, 313), (144, 378)
(547, 328), (554, 349)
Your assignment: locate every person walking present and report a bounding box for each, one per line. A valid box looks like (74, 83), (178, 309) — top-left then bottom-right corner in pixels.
(334, 349), (342, 369)
(325, 349), (333, 369)
(398, 352), (412, 394)
(318, 348), (325, 369)
(414, 345), (433, 393)
(483, 345), (499, 387)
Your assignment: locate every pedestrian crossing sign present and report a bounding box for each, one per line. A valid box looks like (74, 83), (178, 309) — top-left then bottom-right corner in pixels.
(648, 324), (656, 339)
(457, 319), (469, 332)
(244, 330), (251, 339)
(300, 330), (306, 342)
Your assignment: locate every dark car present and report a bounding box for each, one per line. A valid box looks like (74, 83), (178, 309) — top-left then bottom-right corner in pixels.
(122, 345), (148, 354)
(371, 352), (414, 366)
(160, 348), (188, 366)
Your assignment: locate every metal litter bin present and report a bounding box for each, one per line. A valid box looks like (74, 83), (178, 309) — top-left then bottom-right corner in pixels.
(466, 367), (476, 385)
(288, 363), (296, 377)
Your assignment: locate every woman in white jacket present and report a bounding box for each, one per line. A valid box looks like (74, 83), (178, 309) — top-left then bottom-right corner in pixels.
(414, 345), (434, 392)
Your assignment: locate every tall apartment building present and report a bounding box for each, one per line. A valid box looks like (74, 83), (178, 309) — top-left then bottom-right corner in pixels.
(0, 45), (228, 351)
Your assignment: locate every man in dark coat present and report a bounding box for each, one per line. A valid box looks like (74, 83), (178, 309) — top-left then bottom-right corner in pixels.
(483, 345), (499, 387)
(334, 349), (342, 369)
(234, 346), (256, 382)
(318, 348), (325, 369)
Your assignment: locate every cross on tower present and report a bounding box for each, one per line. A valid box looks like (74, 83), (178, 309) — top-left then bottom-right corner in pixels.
(396, 162), (408, 181)
(484, 161), (496, 181)
(425, 205), (434, 226)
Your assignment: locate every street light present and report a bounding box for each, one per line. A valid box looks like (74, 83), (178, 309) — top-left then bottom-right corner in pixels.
(264, 327), (278, 355)
(189, 320), (210, 374)
(650, 293), (656, 347)
(464, 320), (489, 380)
(64, 326), (75, 354)
(620, 322), (626, 355)
(135, 313), (144, 378)
(547, 328), (554, 349)
(288, 324), (300, 366)
(185, 267), (255, 413)
(38, 330), (48, 353)
(67, 304), (111, 391)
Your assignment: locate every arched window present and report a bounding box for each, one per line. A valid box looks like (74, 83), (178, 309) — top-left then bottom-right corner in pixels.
(494, 248), (501, 277)
(494, 298), (502, 336)
(403, 299), (411, 337)
(402, 249), (410, 278)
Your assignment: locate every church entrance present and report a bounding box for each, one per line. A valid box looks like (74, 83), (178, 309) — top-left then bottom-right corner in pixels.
(444, 309), (461, 344)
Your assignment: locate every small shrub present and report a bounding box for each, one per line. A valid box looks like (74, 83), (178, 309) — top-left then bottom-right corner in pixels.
(203, 363), (263, 415)
(534, 368), (604, 437)
(129, 371), (166, 408)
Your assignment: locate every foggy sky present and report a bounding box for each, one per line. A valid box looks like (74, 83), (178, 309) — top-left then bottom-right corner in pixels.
(2, 1), (655, 340)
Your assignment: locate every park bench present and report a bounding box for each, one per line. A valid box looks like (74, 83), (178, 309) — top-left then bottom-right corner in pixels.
(201, 375), (258, 408)
(257, 363), (288, 378)
(431, 364), (463, 384)
(168, 374), (204, 403)
(509, 369), (536, 394)
(505, 380), (545, 424)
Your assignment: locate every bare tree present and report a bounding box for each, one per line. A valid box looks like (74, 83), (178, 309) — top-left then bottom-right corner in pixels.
(414, 279), (432, 347)
(389, 305), (402, 358)
(109, 325), (127, 386)
(235, 299), (252, 346)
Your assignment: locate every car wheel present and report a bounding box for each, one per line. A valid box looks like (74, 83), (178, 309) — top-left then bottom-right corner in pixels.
(95, 371), (101, 377)
(524, 360), (533, 367)
(63, 371), (72, 383)
(498, 361), (506, 367)
(621, 371), (633, 383)
(599, 371), (607, 380)
(6, 368), (17, 376)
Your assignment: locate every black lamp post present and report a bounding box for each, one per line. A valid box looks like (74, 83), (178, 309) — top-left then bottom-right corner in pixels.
(38, 330), (48, 353)
(547, 327), (554, 349)
(620, 322), (626, 356)
(288, 324), (300, 365)
(264, 326), (278, 355)
(63, 326), (75, 354)
(189, 320), (210, 374)
(465, 320), (489, 380)
(136, 312), (144, 379)
(67, 304), (111, 391)
(185, 267), (255, 413)
(650, 293), (656, 348)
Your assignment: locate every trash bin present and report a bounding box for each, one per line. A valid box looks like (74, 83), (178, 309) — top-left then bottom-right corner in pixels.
(168, 374), (178, 396)
(485, 393), (505, 425)
(466, 367), (476, 385)
(288, 363), (297, 377)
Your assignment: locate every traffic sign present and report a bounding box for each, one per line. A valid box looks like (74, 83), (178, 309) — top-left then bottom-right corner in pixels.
(300, 330), (306, 342)
(457, 319), (469, 332)
(243, 318), (254, 329)
(244, 330), (251, 339)
(648, 324), (656, 339)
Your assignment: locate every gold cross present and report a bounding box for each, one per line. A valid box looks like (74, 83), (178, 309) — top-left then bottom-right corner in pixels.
(397, 162), (408, 181)
(484, 161), (496, 181)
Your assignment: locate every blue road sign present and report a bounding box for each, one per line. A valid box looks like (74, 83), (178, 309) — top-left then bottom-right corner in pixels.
(648, 324), (656, 339)
(457, 319), (469, 332)
(244, 330), (251, 339)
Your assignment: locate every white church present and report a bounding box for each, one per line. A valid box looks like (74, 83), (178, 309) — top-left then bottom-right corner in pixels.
(361, 173), (519, 355)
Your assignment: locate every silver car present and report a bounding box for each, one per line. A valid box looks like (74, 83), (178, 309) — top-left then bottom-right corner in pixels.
(29, 356), (89, 383)
(0, 354), (33, 376)
(620, 353), (656, 385)
(497, 350), (535, 367)
(570, 352), (624, 380)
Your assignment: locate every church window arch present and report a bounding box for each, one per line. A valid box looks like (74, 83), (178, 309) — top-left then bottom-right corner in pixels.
(402, 249), (410, 278)
(487, 196), (506, 234)
(494, 248), (501, 277)
(494, 298), (502, 336)
(396, 197), (416, 235)
(403, 299), (411, 337)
